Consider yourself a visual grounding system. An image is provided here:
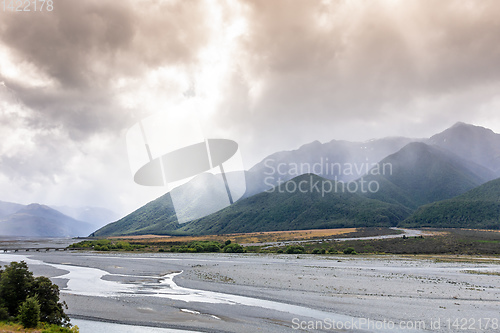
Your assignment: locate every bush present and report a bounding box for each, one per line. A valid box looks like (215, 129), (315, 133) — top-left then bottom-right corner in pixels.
(19, 296), (40, 328)
(327, 247), (338, 254)
(223, 243), (245, 253)
(41, 323), (80, 332)
(224, 240), (232, 246)
(0, 306), (9, 320)
(343, 247), (357, 255)
(286, 245), (305, 254)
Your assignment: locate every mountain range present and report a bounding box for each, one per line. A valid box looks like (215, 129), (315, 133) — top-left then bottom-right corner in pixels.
(94, 122), (500, 237)
(0, 202), (118, 237)
(404, 177), (500, 229)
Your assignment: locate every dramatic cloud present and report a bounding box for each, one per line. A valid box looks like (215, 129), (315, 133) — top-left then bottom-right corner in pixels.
(1, 0), (500, 215)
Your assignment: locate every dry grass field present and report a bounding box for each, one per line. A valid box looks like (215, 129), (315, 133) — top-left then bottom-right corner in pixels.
(110, 228), (357, 245)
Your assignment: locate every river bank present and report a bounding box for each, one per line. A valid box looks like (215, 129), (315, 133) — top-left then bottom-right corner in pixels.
(0, 252), (499, 332)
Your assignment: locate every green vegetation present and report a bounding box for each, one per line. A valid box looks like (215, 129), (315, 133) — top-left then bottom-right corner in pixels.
(88, 146), (500, 237)
(285, 245), (305, 254)
(19, 297), (40, 328)
(91, 194), (180, 237)
(77, 228), (500, 256)
(69, 239), (145, 251)
(0, 321), (78, 332)
(178, 174), (410, 235)
(343, 247), (357, 255)
(223, 243), (245, 253)
(170, 241), (222, 253)
(404, 177), (500, 229)
(71, 239), (246, 254)
(291, 229), (500, 255)
(92, 174), (410, 237)
(361, 143), (488, 209)
(0, 261), (75, 331)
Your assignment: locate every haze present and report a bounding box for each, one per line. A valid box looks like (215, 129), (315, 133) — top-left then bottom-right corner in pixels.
(1, 0), (500, 215)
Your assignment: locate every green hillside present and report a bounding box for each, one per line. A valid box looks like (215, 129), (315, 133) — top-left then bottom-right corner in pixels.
(360, 142), (491, 209)
(92, 193), (179, 237)
(94, 174), (410, 237)
(403, 177), (500, 229)
(177, 174), (411, 235)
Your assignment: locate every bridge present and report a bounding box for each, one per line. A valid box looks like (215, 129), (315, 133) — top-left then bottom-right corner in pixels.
(0, 247), (80, 253)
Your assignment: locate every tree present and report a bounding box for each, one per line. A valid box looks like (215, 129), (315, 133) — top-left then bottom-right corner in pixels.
(18, 296), (40, 328)
(0, 261), (70, 327)
(0, 261), (33, 315)
(31, 276), (69, 326)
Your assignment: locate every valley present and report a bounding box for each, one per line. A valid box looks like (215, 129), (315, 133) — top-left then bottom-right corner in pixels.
(1, 251), (499, 332)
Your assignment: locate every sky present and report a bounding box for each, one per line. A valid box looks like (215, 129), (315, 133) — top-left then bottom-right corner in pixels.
(1, 0), (500, 217)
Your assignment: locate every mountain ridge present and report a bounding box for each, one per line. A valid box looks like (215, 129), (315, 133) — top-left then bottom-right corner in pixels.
(92, 122), (500, 236)
(0, 203), (94, 237)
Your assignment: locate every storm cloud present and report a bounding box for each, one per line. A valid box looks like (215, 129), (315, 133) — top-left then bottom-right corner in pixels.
(1, 0), (500, 214)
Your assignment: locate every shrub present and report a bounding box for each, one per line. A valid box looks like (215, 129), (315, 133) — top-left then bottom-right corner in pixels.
(41, 323), (80, 332)
(224, 240), (232, 246)
(115, 241), (132, 250)
(19, 296), (40, 328)
(343, 247), (357, 255)
(0, 306), (9, 320)
(223, 243), (245, 253)
(327, 247), (337, 254)
(286, 246), (305, 254)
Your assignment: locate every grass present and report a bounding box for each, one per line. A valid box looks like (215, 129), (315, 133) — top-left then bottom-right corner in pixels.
(293, 229), (500, 255)
(0, 321), (78, 333)
(462, 270), (500, 276)
(109, 228), (359, 245)
(75, 228), (500, 256)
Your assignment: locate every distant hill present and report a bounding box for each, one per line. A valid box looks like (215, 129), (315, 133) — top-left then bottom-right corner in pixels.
(245, 137), (417, 197)
(92, 193), (178, 237)
(0, 200), (24, 218)
(176, 174), (411, 235)
(429, 122), (500, 175)
(92, 172), (240, 237)
(360, 142), (496, 209)
(51, 205), (120, 230)
(0, 204), (94, 237)
(94, 174), (410, 237)
(91, 122), (500, 236)
(403, 177), (500, 229)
